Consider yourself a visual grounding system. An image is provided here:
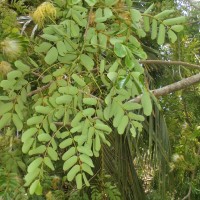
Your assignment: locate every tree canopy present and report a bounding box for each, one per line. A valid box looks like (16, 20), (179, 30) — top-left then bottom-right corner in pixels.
(0, 0), (199, 199)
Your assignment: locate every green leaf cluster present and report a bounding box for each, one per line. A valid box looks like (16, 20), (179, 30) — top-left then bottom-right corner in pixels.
(0, 0), (186, 195)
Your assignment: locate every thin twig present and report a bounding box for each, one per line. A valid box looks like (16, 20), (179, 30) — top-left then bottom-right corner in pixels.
(182, 185), (192, 200)
(28, 82), (51, 97)
(31, 71), (44, 79)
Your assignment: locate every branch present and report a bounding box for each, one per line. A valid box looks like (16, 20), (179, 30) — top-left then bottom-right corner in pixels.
(139, 60), (200, 70)
(130, 72), (200, 103)
(28, 82), (51, 97)
(182, 185), (192, 200)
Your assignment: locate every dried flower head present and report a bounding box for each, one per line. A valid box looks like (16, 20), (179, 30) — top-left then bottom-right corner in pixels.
(0, 61), (12, 75)
(172, 153), (184, 163)
(1, 38), (22, 61)
(32, 2), (56, 28)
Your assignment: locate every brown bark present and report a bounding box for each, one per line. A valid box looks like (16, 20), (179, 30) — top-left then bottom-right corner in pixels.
(28, 82), (51, 97)
(130, 73), (200, 103)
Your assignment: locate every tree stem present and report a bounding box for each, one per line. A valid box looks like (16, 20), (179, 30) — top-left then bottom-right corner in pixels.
(130, 73), (200, 102)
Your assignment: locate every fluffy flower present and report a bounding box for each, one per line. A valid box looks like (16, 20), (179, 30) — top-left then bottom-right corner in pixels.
(1, 38), (22, 61)
(0, 61), (12, 75)
(32, 2), (56, 28)
(172, 153), (184, 163)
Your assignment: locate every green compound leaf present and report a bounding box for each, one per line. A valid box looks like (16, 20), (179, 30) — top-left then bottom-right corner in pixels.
(72, 74), (86, 86)
(12, 113), (23, 131)
(100, 59), (105, 74)
(107, 72), (118, 82)
(130, 9), (142, 22)
(82, 108), (95, 117)
(63, 156), (78, 171)
(137, 28), (146, 38)
(163, 16), (186, 26)
(35, 181), (42, 195)
(136, 27), (146, 37)
(168, 30), (177, 43)
(47, 147), (58, 161)
(117, 116), (129, 135)
(0, 80), (16, 90)
(67, 165), (81, 181)
(151, 19), (157, 40)
(35, 106), (52, 114)
(71, 0), (81, 4)
(0, 102), (13, 115)
(80, 54), (94, 70)
(45, 47), (58, 65)
(76, 173), (83, 189)
(29, 145), (46, 155)
(82, 163), (94, 175)
(141, 90), (152, 116)
(94, 123), (112, 133)
(144, 3), (154, 14)
(95, 133), (101, 151)
(83, 173), (90, 186)
(0, 113), (11, 130)
(56, 95), (73, 104)
(113, 108), (124, 128)
(77, 146), (93, 156)
(24, 168), (40, 186)
(29, 180), (42, 195)
(143, 16), (150, 32)
(34, 42), (52, 53)
(59, 138), (73, 149)
(171, 25), (184, 32)
(109, 60), (119, 72)
(53, 68), (66, 77)
(56, 41), (67, 56)
(79, 154), (94, 167)
(38, 133), (51, 142)
(98, 33), (107, 49)
(155, 9), (174, 19)
(41, 34), (59, 42)
(44, 157), (55, 170)
(62, 147), (76, 161)
(71, 112), (83, 127)
(50, 123), (57, 132)
(128, 112), (145, 121)
(83, 98), (97, 105)
(22, 138), (34, 153)
(7, 70), (22, 80)
(27, 157), (43, 173)
(70, 20), (80, 37)
(14, 60), (30, 72)
(59, 86), (78, 95)
(27, 115), (44, 126)
(157, 24), (165, 45)
(130, 126), (136, 137)
(87, 127), (95, 143)
(85, 0), (97, 6)
(123, 102), (142, 110)
(114, 43), (127, 58)
(15, 104), (24, 120)
(42, 75), (52, 83)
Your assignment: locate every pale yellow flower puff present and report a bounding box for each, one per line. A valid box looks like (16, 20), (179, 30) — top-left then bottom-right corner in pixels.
(1, 38), (22, 61)
(0, 61), (12, 75)
(32, 2), (57, 28)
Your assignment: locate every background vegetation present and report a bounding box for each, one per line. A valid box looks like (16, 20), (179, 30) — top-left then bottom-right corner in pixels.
(0, 0), (199, 199)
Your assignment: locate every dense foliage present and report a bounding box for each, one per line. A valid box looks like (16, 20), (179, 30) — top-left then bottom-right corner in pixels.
(0, 0), (199, 199)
